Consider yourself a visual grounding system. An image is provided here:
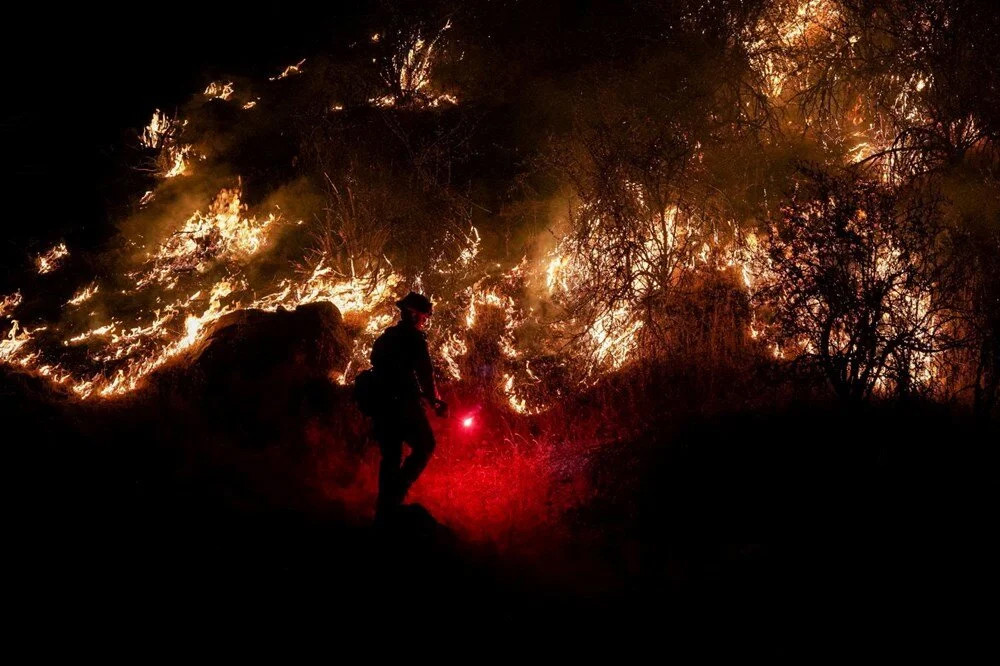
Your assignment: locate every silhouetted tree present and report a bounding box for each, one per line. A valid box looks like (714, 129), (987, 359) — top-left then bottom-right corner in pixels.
(754, 167), (962, 400)
(952, 222), (1000, 420)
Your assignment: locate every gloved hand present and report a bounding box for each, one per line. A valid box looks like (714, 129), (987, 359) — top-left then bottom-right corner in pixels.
(433, 399), (449, 418)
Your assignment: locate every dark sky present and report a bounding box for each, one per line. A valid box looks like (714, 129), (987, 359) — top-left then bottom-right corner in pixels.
(0, 0), (645, 289)
(0, 5), (374, 284)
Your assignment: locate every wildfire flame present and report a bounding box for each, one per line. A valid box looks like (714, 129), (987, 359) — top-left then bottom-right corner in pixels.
(0, 7), (975, 410)
(1, 291), (23, 318)
(36, 243), (69, 275)
(134, 186), (278, 290)
(162, 144), (192, 178)
(142, 110), (192, 178)
(270, 59), (306, 81)
(141, 110), (176, 150)
(204, 81), (235, 100)
(1, 321), (35, 363)
(374, 20), (457, 108)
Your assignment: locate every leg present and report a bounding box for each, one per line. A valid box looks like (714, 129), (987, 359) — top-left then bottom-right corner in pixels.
(398, 408), (436, 501)
(376, 428), (404, 516)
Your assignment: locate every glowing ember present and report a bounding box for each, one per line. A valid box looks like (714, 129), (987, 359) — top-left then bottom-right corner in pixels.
(370, 94), (396, 108)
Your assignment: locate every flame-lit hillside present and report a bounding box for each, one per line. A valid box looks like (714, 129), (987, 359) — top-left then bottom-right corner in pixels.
(3, 0), (996, 417)
(2, 1), (997, 649)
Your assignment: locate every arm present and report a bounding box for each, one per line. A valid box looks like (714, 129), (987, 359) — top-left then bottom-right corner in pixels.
(414, 335), (440, 402)
(414, 335), (447, 417)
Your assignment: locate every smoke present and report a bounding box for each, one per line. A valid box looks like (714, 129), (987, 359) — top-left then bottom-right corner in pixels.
(2, 1), (998, 412)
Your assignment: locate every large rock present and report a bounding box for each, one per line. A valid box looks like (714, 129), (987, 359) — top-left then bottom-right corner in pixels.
(4, 301), (365, 533)
(170, 301), (355, 447)
(193, 301), (351, 383)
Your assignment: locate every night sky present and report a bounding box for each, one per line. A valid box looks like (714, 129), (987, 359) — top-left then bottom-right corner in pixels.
(1, 5), (370, 282)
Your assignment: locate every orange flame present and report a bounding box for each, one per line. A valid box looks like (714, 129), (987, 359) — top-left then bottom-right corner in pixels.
(36, 243), (69, 274)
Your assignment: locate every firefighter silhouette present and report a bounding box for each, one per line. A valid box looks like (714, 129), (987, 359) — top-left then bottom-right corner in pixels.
(369, 291), (448, 520)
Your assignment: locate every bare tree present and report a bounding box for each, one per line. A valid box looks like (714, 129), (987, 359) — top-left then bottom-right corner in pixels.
(753, 167), (962, 400)
(951, 222), (1000, 420)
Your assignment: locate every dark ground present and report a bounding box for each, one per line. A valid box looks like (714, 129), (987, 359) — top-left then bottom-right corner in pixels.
(5, 359), (993, 655)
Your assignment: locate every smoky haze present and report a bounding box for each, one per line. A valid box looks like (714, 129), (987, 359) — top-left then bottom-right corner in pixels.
(2, 0), (998, 412)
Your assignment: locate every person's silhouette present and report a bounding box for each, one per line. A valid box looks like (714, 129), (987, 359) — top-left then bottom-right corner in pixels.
(369, 292), (447, 521)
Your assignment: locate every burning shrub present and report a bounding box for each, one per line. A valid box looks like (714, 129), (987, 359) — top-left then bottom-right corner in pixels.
(752, 167), (962, 400)
(373, 18), (456, 108)
(311, 173), (394, 293)
(2, 0), (998, 412)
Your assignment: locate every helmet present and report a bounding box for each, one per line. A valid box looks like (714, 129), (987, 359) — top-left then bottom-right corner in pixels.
(395, 291), (433, 315)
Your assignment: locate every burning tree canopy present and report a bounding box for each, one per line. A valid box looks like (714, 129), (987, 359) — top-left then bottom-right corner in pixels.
(0, 0), (997, 418)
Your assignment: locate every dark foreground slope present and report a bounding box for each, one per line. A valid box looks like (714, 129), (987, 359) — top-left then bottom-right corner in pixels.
(4, 305), (994, 654)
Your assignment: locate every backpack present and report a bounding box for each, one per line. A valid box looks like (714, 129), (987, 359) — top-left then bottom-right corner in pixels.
(352, 368), (381, 416)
